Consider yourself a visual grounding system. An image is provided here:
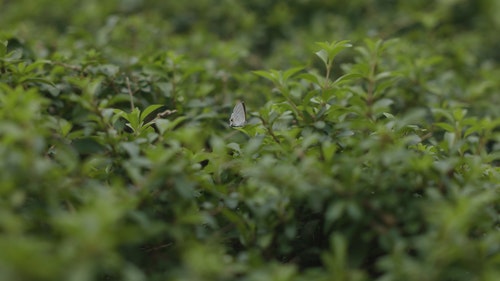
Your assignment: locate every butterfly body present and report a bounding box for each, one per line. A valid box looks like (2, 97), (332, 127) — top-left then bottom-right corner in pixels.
(229, 101), (246, 127)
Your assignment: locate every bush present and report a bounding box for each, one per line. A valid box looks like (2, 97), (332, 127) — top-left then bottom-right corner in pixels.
(1, 1), (499, 280)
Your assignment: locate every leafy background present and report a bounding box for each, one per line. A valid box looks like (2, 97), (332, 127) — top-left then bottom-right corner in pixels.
(1, 0), (499, 280)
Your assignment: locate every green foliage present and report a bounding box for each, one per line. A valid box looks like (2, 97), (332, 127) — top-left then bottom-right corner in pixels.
(1, 1), (500, 281)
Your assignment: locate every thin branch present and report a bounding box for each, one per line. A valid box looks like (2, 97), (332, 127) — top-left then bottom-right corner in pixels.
(157, 109), (177, 118)
(144, 243), (173, 252)
(259, 116), (281, 144)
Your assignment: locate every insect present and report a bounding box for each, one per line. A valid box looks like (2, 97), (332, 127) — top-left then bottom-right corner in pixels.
(229, 101), (246, 127)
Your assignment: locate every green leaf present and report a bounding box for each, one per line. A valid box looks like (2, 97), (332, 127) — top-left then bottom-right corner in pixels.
(25, 59), (51, 73)
(372, 98), (394, 115)
(315, 40), (352, 60)
(253, 70), (277, 83)
(298, 73), (321, 85)
(435, 122), (456, 132)
(155, 116), (187, 135)
(452, 108), (467, 122)
(123, 107), (142, 133)
(282, 66), (303, 81)
(19, 77), (56, 87)
(315, 49), (329, 65)
(332, 73), (363, 86)
(140, 104), (165, 123)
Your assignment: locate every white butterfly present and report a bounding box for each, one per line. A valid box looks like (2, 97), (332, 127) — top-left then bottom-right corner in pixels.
(229, 101), (246, 127)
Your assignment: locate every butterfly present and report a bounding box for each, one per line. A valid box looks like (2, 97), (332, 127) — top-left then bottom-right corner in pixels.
(229, 101), (246, 127)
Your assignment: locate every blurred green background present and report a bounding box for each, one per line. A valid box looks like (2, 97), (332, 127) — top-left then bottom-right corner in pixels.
(3, 0), (500, 64)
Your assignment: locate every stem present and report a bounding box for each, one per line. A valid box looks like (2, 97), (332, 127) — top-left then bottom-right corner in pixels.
(280, 85), (304, 121)
(323, 60), (332, 89)
(126, 76), (135, 111)
(171, 61), (177, 108)
(259, 116), (281, 144)
(366, 59), (377, 120)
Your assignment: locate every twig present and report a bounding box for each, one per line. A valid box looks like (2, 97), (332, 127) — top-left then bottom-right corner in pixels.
(144, 243), (173, 252)
(259, 116), (281, 144)
(157, 109), (177, 118)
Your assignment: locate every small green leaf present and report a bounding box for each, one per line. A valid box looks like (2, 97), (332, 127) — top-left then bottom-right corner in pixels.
(372, 98), (394, 114)
(253, 70), (277, 82)
(315, 49), (329, 65)
(332, 73), (363, 86)
(125, 107), (142, 133)
(19, 77), (56, 87)
(282, 67), (303, 81)
(452, 108), (467, 122)
(25, 60), (51, 73)
(298, 73), (321, 85)
(435, 122), (455, 132)
(140, 104), (165, 123)
(463, 127), (477, 138)
(155, 116), (187, 135)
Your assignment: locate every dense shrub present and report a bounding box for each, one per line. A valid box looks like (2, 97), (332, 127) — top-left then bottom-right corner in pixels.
(1, 1), (499, 280)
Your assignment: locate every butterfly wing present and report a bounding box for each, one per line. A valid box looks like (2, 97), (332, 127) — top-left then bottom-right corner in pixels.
(229, 102), (246, 127)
